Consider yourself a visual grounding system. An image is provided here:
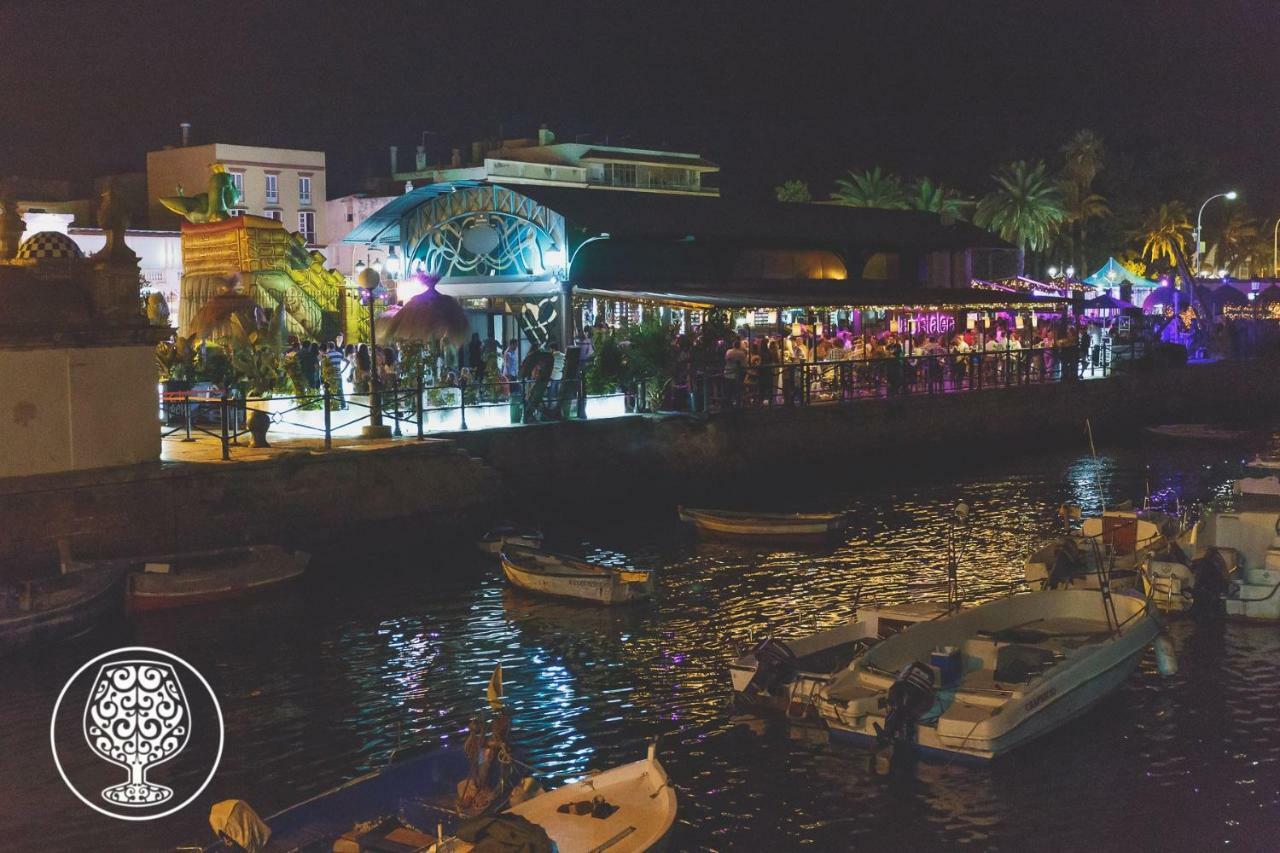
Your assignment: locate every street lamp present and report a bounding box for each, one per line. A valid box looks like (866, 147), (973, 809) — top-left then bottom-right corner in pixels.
(1272, 216), (1279, 278)
(546, 233), (610, 348)
(357, 267), (392, 438)
(1194, 190), (1238, 274)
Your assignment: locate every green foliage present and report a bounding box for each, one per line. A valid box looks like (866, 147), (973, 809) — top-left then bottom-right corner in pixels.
(831, 167), (909, 209)
(1133, 202), (1192, 269)
(226, 314), (285, 397)
(624, 315), (678, 410)
(774, 180), (813, 203)
(1060, 129), (1106, 191)
(155, 335), (196, 382)
(974, 160), (1066, 252)
(585, 328), (627, 394)
(908, 177), (972, 219)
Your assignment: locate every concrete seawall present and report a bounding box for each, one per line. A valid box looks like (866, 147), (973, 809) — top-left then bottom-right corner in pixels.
(2, 361), (1275, 578)
(0, 441), (500, 579)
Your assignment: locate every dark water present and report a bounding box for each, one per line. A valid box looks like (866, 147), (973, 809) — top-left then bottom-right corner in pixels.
(4, 438), (1280, 851)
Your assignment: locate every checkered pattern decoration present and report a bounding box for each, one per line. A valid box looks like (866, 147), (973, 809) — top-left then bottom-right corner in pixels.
(16, 231), (84, 261)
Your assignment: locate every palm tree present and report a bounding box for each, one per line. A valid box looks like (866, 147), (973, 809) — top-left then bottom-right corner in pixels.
(973, 160), (1066, 267)
(907, 176), (972, 220)
(1058, 180), (1111, 273)
(1133, 202), (1192, 269)
(830, 167), (908, 209)
(1217, 210), (1260, 275)
(774, 180), (813, 203)
(1060, 130), (1106, 192)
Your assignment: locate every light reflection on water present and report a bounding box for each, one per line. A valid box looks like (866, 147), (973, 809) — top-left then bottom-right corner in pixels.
(3, 439), (1280, 850)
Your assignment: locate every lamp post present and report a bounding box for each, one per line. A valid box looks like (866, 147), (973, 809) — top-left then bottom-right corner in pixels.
(357, 267), (392, 438)
(1194, 190), (1238, 274)
(1272, 216), (1279, 278)
(546, 233), (610, 349)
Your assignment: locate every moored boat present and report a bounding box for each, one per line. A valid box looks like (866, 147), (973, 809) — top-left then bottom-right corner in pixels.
(816, 589), (1159, 761)
(477, 525), (545, 554)
(678, 506), (847, 537)
(500, 546), (653, 605)
(68, 545), (308, 613)
(0, 562), (125, 657)
(432, 743), (677, 853)
(1024, 507), (1176, 592)
(1144, 423), (1251, 442)
(730, 601), (952, 721)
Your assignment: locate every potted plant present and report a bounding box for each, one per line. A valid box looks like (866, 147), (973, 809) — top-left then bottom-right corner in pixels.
(226, 315), (285, 447)
(156, 335), (196, 424)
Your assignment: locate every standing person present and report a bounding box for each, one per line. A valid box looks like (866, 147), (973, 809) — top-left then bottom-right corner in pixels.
(468, 333), (483, 379)
(299, 340), (319, 390)
(547, 342), (565, 414)
(353, 344), (372, 395)
(723, 335), (747, 407)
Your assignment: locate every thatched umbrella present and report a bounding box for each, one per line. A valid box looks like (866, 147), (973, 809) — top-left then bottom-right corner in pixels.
(190, 279), (262, 341)
(1207, 285), (1248, 312)
(378, 274), (469, 345)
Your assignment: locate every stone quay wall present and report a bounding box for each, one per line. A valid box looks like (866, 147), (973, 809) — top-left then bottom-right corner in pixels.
(1, 360), (1275, 579)
(0, 441), (500, 579)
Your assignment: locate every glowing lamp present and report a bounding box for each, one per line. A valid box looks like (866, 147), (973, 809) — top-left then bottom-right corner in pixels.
(1048, 266), (1059, 278)
(1226, 191), (1239, 200)
(544, 248), (566, 271)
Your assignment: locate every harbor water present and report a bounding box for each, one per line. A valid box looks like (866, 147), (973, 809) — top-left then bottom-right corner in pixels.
(3, 438), (1279, 851)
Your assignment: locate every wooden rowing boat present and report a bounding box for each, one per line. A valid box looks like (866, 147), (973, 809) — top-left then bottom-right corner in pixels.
(433, 743), (678, 853)
(678, 506), (847, 537)
(68, 545), (308, 612)
(477, 525), (545, 554)
(0, 562), (125, 657)
(500, 546), (653, 605)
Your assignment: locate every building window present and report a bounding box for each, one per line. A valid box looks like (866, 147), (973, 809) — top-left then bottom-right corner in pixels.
(346, 212), (354, 222)
(228, 208), (246, 218)
(298, 211), (315, 243)
(267, 209), (282, 221)
(229, 171), (244, 202)
(298, 175), (312, 204)
(265, 173), (278, 203)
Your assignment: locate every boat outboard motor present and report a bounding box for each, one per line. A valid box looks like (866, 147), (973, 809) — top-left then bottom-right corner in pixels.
(1190, 549), (1230, 616)
(1046, 537), (1087, 589)
(875, 661), (936, 745)
(744, 638), (798, 698)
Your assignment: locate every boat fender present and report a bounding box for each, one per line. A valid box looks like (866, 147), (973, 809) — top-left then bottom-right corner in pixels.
(1154, 635), (1178, 677)
(744, 638), (797, 698)
(875, 661), (936, 745)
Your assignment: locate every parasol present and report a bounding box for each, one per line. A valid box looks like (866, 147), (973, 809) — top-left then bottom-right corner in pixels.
(378, 274), (470, 344)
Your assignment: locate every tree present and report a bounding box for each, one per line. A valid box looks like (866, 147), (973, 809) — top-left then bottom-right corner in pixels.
(774, 180), (812, 203)
(1060, 129), (1106, 192)
(1058, 180), (1111, 273)
(973, 160), (1066, 259)
(907, 176), (972, 220)
(1217, 209), (1259, 275)
(830, 167), (908, 209)
(1133, 202), (1192, 269)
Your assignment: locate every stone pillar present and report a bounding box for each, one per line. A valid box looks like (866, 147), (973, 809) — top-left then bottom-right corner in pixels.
(89, 259), (145, 325)
(0, 200), (24, 260)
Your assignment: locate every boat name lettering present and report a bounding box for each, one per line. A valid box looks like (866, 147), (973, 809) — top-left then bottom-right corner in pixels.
(1023, 687), (1057, 712)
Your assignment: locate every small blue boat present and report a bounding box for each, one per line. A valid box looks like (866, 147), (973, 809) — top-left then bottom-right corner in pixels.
(204, 746), (474, 852)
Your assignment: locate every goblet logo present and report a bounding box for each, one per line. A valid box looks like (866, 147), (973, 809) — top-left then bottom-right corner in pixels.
(83, 661), (190, 806)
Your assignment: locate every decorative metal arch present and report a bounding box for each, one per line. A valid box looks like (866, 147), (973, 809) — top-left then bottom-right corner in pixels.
(399, 185), (566, 278)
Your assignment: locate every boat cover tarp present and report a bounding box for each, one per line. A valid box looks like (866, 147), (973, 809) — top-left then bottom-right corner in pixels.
(456, 813), (554, 852)
(209, 800), (271, 853)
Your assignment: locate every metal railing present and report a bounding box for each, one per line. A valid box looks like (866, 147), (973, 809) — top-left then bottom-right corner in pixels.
(160, 376), (597, 460)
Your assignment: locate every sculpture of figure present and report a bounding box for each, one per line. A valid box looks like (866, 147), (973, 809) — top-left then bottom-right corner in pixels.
(159, 163), (239, 224)
(95, 183), (137, 261)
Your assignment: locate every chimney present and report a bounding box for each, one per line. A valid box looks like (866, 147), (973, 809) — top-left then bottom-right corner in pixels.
(538, 124), (555, 146)
(415, 145), (427, 171)
(389, 145), (399, 174)
(470, 141), (485, 163)
(451, 148), (462, 167)
(179, 122), (191, 147)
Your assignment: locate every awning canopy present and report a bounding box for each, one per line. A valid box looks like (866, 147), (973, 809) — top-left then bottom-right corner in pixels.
(342, 181), (487, 246)
(574, 280), (1065, 312)
(1084, 257), (1155, 290)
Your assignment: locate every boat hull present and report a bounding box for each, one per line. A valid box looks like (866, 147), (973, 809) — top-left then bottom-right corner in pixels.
(501, 549), (653, 605)
(679, 506), (845, 537)
(122, 546), (308, 612)
(0, 565), (125, 657)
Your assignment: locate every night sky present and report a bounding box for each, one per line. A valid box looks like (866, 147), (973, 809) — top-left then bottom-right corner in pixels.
(2, 0), (1277, 208)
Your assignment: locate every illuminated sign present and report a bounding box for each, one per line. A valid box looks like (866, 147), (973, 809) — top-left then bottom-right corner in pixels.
(897, 311), (956, 336)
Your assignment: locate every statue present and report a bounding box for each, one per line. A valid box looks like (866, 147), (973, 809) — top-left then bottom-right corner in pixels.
(94, 182), (137, 262)
(159, 163), (238, 224)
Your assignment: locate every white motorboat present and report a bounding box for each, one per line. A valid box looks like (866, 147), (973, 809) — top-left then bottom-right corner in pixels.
(729, 601), (952, 721)
(1024, 507), (1175, 592)
(432, 743), (677, 853)
(500, 546), (654, 605)
(1147, 507), (1280, 620)
(815, 589), (1158, 761)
